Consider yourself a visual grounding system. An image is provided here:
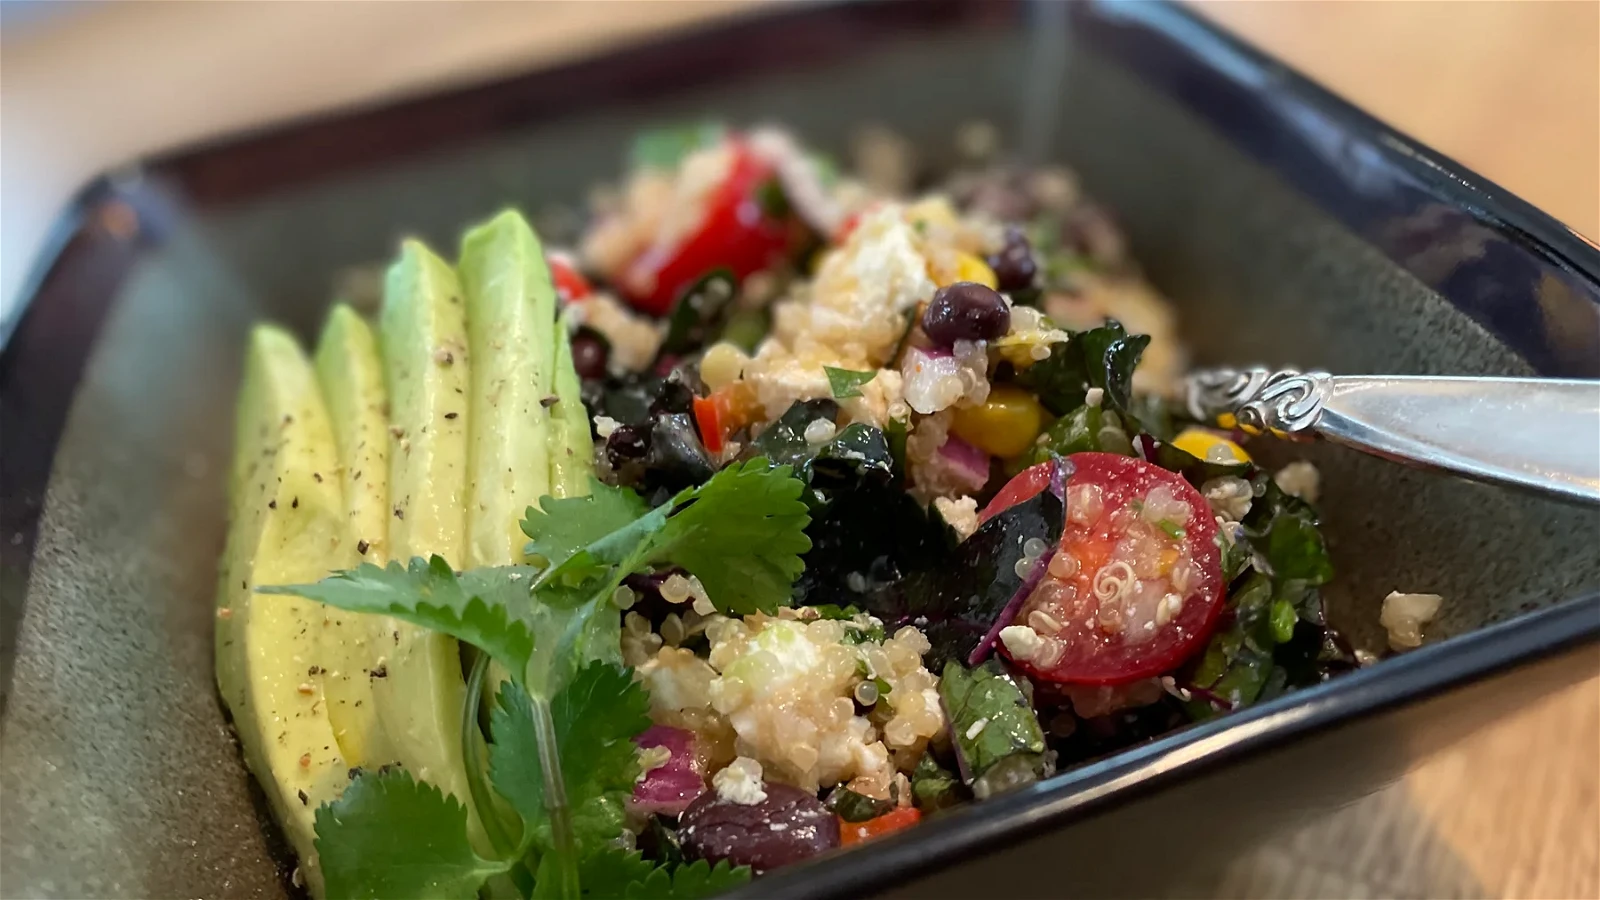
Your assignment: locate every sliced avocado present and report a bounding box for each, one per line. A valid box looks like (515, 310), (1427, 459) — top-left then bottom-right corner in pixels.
(458, 210), (556, 568)
(550, 310), (596, 498)
(374, 239), (483, 841)
(216, 325), (351, 896)
(311, 304), (395, 768)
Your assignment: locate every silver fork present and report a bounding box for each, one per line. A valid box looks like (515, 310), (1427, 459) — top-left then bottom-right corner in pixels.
(1183, 367), (1600, 505)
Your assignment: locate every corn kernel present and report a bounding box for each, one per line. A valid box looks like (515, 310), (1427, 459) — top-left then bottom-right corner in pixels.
(1171, 427), (1251, 464)
(953, 253), (998, 290)
(699, 341), (748, 390)
(950, 385), (1044, 458)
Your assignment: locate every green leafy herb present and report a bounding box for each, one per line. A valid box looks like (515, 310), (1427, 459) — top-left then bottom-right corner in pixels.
(659, 270), (737, 358)
(630, 122), (726, 171)
(522, 481), (651, 570)
(275, 460), (809, 900)
(650, 460), (812, 615)
(1015, 320), (1150, 421)
(911, 751), (962, 813)
(620, 859), (752, 900)
(523, 459), (812, 616)
(826, 787), (895, 823)
(490, 665), (650, 862)
(315, 770), (511, 900)
(939, 659), (1048, 785)
(824, 366), (878, 399)
(809, 603), (863, 620)
(261, 557), (538, 678)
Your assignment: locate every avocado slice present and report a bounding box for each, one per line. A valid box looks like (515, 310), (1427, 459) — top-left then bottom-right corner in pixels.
(215, 325), (352, 896)
(458, 210), (558, 567)
(311, 304), (395, 768)
(550, 310), (597, 497)
(374, 239), (483, 840)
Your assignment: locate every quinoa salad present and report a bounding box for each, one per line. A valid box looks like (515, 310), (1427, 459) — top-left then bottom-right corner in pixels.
(216, 124), (1397, 900)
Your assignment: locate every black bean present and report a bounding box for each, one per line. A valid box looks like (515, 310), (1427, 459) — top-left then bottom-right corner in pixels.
(988, 226), (1038, 293)
(605, 425), (651, 468)
(570, 329), (610, 381)
(649, 373), (696, 417)
(922, 282), (1011, 347)
(680, 782), (840, 874)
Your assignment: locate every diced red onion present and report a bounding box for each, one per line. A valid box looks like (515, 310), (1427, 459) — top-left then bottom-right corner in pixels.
(630, 725), (706, 817)
(935, 436), (992, 494)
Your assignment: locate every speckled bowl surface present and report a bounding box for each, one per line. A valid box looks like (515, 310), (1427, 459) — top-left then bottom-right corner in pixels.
(2, 3), (1596, 898)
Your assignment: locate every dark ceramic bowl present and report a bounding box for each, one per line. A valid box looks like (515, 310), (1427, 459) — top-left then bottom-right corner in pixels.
(2, 2), (1597, 897)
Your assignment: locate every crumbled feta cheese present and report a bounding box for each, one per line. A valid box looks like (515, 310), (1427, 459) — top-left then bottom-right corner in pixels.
(934, 495), (981, 541)
(1381, 591), (1444, 651)
(593, 415), (620, 439)
(580, 293), (663, 373)
(998, 625), (1044, 662)
(1085, 387), (1104, 408)
(1201, 475), (1253, 521)
(964, 717), (990, 740)
(803, 418), (838, 445)
(1274, 460), (1322, 504)
(713, 757), (768, 806)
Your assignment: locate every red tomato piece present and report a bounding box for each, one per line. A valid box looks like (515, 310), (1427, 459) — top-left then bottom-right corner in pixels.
(985, 453), (1224, 686)
(620, 140), (792, 316)
(692, 395), (725, 455)
(547, 252), (592, 304)
(692, 386), (758, 455)
(839, 807), (921, 847)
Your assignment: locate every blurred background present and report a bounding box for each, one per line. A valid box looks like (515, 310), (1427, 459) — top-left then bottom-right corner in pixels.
(2, 2), (1595, 896)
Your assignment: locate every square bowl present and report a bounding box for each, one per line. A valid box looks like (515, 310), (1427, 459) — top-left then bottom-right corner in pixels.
(2, 2), (1596, 897)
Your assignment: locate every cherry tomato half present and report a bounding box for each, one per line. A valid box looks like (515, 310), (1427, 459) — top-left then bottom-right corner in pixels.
(983, 452), (1224, 686)
(620, 140), (792, 316)
(548, 251), (592, 304)
(839, 807), (921, 847)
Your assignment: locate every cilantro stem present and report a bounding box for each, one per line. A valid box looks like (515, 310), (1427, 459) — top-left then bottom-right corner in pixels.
(529, 693), (581, 900)
(463, 651), (517, 858)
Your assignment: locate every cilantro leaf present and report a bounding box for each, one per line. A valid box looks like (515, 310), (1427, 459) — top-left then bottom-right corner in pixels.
(262, 556), (537, 676)
(315, 769), (507, 900)
(522, 479), (650, 570)
(523, 586), (623, 697)
(623, 859), (752, 899)
(824, 366), (877, 399)
(650, 459), (812, 615)
(490, 665), (651, 859)
(569, 850), (657, 899)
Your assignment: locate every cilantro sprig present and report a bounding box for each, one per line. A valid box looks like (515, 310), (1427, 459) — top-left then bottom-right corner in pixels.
(521, 460), (812, 616)
(263, 460), (807, 899)
(824, 366), (877, 399)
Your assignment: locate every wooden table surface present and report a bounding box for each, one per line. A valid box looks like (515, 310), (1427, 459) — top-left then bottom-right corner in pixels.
(3, 2), (1597, 897)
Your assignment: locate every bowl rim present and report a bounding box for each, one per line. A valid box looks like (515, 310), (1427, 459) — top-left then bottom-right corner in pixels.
(1, 0), (1596, 893)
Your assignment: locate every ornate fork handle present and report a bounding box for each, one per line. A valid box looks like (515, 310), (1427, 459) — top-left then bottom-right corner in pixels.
(1185, 366), (1333, 436)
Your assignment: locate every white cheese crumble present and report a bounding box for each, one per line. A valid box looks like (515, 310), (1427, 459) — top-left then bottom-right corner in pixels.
(964, 717), (990, 740)
(1085, 387), (1105, 408)
(1274, 460), (1322, 504)
(593, 415), (620, 439)
(934, 495), (981, 541)
(998, 624), (1044, 662)
(1380, 591), (1444, 651)
(713, 756), (768, 806)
